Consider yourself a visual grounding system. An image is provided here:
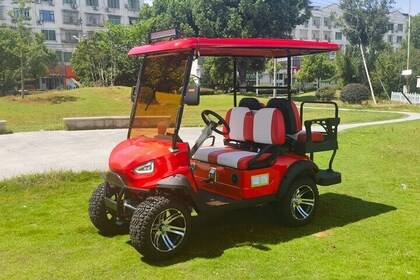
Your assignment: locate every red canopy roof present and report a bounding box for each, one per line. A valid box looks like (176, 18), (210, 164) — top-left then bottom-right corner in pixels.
(128, 37), (339, 58)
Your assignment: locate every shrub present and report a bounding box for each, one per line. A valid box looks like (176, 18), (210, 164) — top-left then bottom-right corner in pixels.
(315, 86), (336, 101)
(200, 87), (215, 95)
(340, 83), (371, 104)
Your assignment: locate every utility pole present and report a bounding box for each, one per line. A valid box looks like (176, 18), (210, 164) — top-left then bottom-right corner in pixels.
(359, 44), (377, 105)
(406, 0), (412, 94)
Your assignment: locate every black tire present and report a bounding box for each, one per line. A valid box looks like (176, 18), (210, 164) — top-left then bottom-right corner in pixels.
(130, 195), (191, 260)
(88, 183), (126, 234)
(277, 177), (319, 227)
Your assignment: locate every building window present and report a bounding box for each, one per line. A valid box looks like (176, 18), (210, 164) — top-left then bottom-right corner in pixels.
(304, 22), (309, 28)
(127, 0), (139, 10)
(108, 15), (121, 24)
(324, 18), (331, 28)
(63, 0), (77, 4)
(312, 17), (321, 28)
(86, 13), (101, 26)
(312, 30), (320, 41)
(39, 10), (55, 22)
(63, 30), (80, 43)
(86, 0), (99, 6)
(41, 30), (56, 41)
(396, 36), (403, 44)
(63, 11), (80, 25)
(397, 24), (403, 32)
(128, 17), (138, 25)
(324, 32), (331, 42)
(63, 52), (72, 63)
(335, 32), (342, 40)
(388, 23), (394, 32)
(388, 35), (393, 43)
(13, 8), (30, 19)
(107, 0), (119, 9)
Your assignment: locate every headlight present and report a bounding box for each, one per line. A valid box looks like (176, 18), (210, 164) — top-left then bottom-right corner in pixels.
(133, 160), (155, 174)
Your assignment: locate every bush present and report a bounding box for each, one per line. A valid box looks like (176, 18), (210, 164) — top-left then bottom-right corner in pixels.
(315, 86), (336, 101)
(200, 87), (215, 95)
(340, 83), (371, 104)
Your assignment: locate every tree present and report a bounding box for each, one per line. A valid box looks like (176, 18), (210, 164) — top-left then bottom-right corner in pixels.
(1, 3), (56, 96)
(334, 46), (362, 86)
(71, 23), (148, 86)
(28, 33), (57, 82)
(139, 0), (312, 91)
(296, 54), (335, 89)
(8, 0), (33, 98)
(139, 0), (199, 36)
(411, 14), (420, 49)
(202, 57), (233, 92)
(337, 0), (395, 104)
(0, 27), (19, 95)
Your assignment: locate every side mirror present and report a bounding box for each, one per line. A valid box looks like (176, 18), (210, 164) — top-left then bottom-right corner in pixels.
(183, 85), (200, 106)
(130, 86), (136, 103)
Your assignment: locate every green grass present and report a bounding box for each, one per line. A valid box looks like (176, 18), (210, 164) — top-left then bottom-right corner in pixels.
(0, 121), (419, 279)
(183, 95), (404, 126)
(0, 87), (132, 132)
(294, 91), (420, 113)
(0, 88), (407, 132)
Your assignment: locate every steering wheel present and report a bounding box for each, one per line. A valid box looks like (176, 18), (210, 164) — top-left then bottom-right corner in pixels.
(201, 110), (230, 135)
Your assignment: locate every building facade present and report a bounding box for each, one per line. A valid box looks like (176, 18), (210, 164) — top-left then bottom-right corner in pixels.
(252, 4), (410, 90)
(0, 0), (143, 89)
(293, 4), (409, 52)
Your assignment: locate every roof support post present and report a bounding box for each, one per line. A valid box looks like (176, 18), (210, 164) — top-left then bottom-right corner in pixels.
(287, 51), (292, 102)
(233, 57), (237, 107)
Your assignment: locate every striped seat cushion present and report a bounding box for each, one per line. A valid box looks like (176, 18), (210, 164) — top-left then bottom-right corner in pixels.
(223, 107), (253, 142)
(192, 147), (271, 170)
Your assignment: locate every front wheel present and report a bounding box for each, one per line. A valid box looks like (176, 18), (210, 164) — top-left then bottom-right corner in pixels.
(277, 177), (319, 227)
(88, 183), (126, 234)
(130, 195), (191, 260)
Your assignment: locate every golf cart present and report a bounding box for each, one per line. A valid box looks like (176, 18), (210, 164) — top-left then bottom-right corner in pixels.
(88, 31), (341, 260)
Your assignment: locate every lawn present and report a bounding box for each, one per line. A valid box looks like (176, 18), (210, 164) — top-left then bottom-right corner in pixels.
(0, 87), (409, 132)
(0, 120), (419, 279)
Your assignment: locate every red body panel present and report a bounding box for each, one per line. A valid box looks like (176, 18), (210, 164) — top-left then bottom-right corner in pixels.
(109, 137), (193, 190)
(128, 38), (340, 58)
(109, 137), (310, 200)
(192, 153), (310, 200)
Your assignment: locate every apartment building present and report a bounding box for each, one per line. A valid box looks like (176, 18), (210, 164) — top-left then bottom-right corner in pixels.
(0, 0), (143, 89)
(255, 4), (410, 89)
(293, 4), (409, 52)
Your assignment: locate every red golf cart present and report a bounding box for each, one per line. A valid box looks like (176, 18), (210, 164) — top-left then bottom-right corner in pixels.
(88, 32), (341, 260)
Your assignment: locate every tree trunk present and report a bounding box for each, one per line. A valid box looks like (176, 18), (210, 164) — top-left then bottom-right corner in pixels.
(20, 53), (25, 99)
(237, 59), (247, 94)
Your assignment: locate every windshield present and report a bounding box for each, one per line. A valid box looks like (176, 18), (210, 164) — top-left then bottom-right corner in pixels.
(129, 53), (190, 140)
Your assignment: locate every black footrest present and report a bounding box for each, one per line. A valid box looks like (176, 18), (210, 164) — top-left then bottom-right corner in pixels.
(317, 169), (341, 186)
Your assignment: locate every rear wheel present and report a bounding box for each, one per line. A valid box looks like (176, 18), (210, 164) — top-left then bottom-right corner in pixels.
(130, 195), (191, 260)
(277, 177), (319, 227)
(88, 183), (126, 234)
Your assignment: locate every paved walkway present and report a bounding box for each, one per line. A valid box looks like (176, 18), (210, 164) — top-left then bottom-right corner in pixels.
(1, 111), (419, 180)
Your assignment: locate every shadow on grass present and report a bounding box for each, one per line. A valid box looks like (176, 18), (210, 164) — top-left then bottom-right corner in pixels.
(46, 95), (79, 104)
(292, 95), (318, 102)
(141, 193), (396, 266)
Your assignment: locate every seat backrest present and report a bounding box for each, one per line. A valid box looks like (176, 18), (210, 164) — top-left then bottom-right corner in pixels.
(266, 98), (302, 134)
(251, 108), (285, 145)
(238, 97), (264, 111)
(223, 107), (253, 142)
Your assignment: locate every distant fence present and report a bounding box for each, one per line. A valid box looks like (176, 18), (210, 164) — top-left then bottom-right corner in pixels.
(391, 92), (420, 104)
